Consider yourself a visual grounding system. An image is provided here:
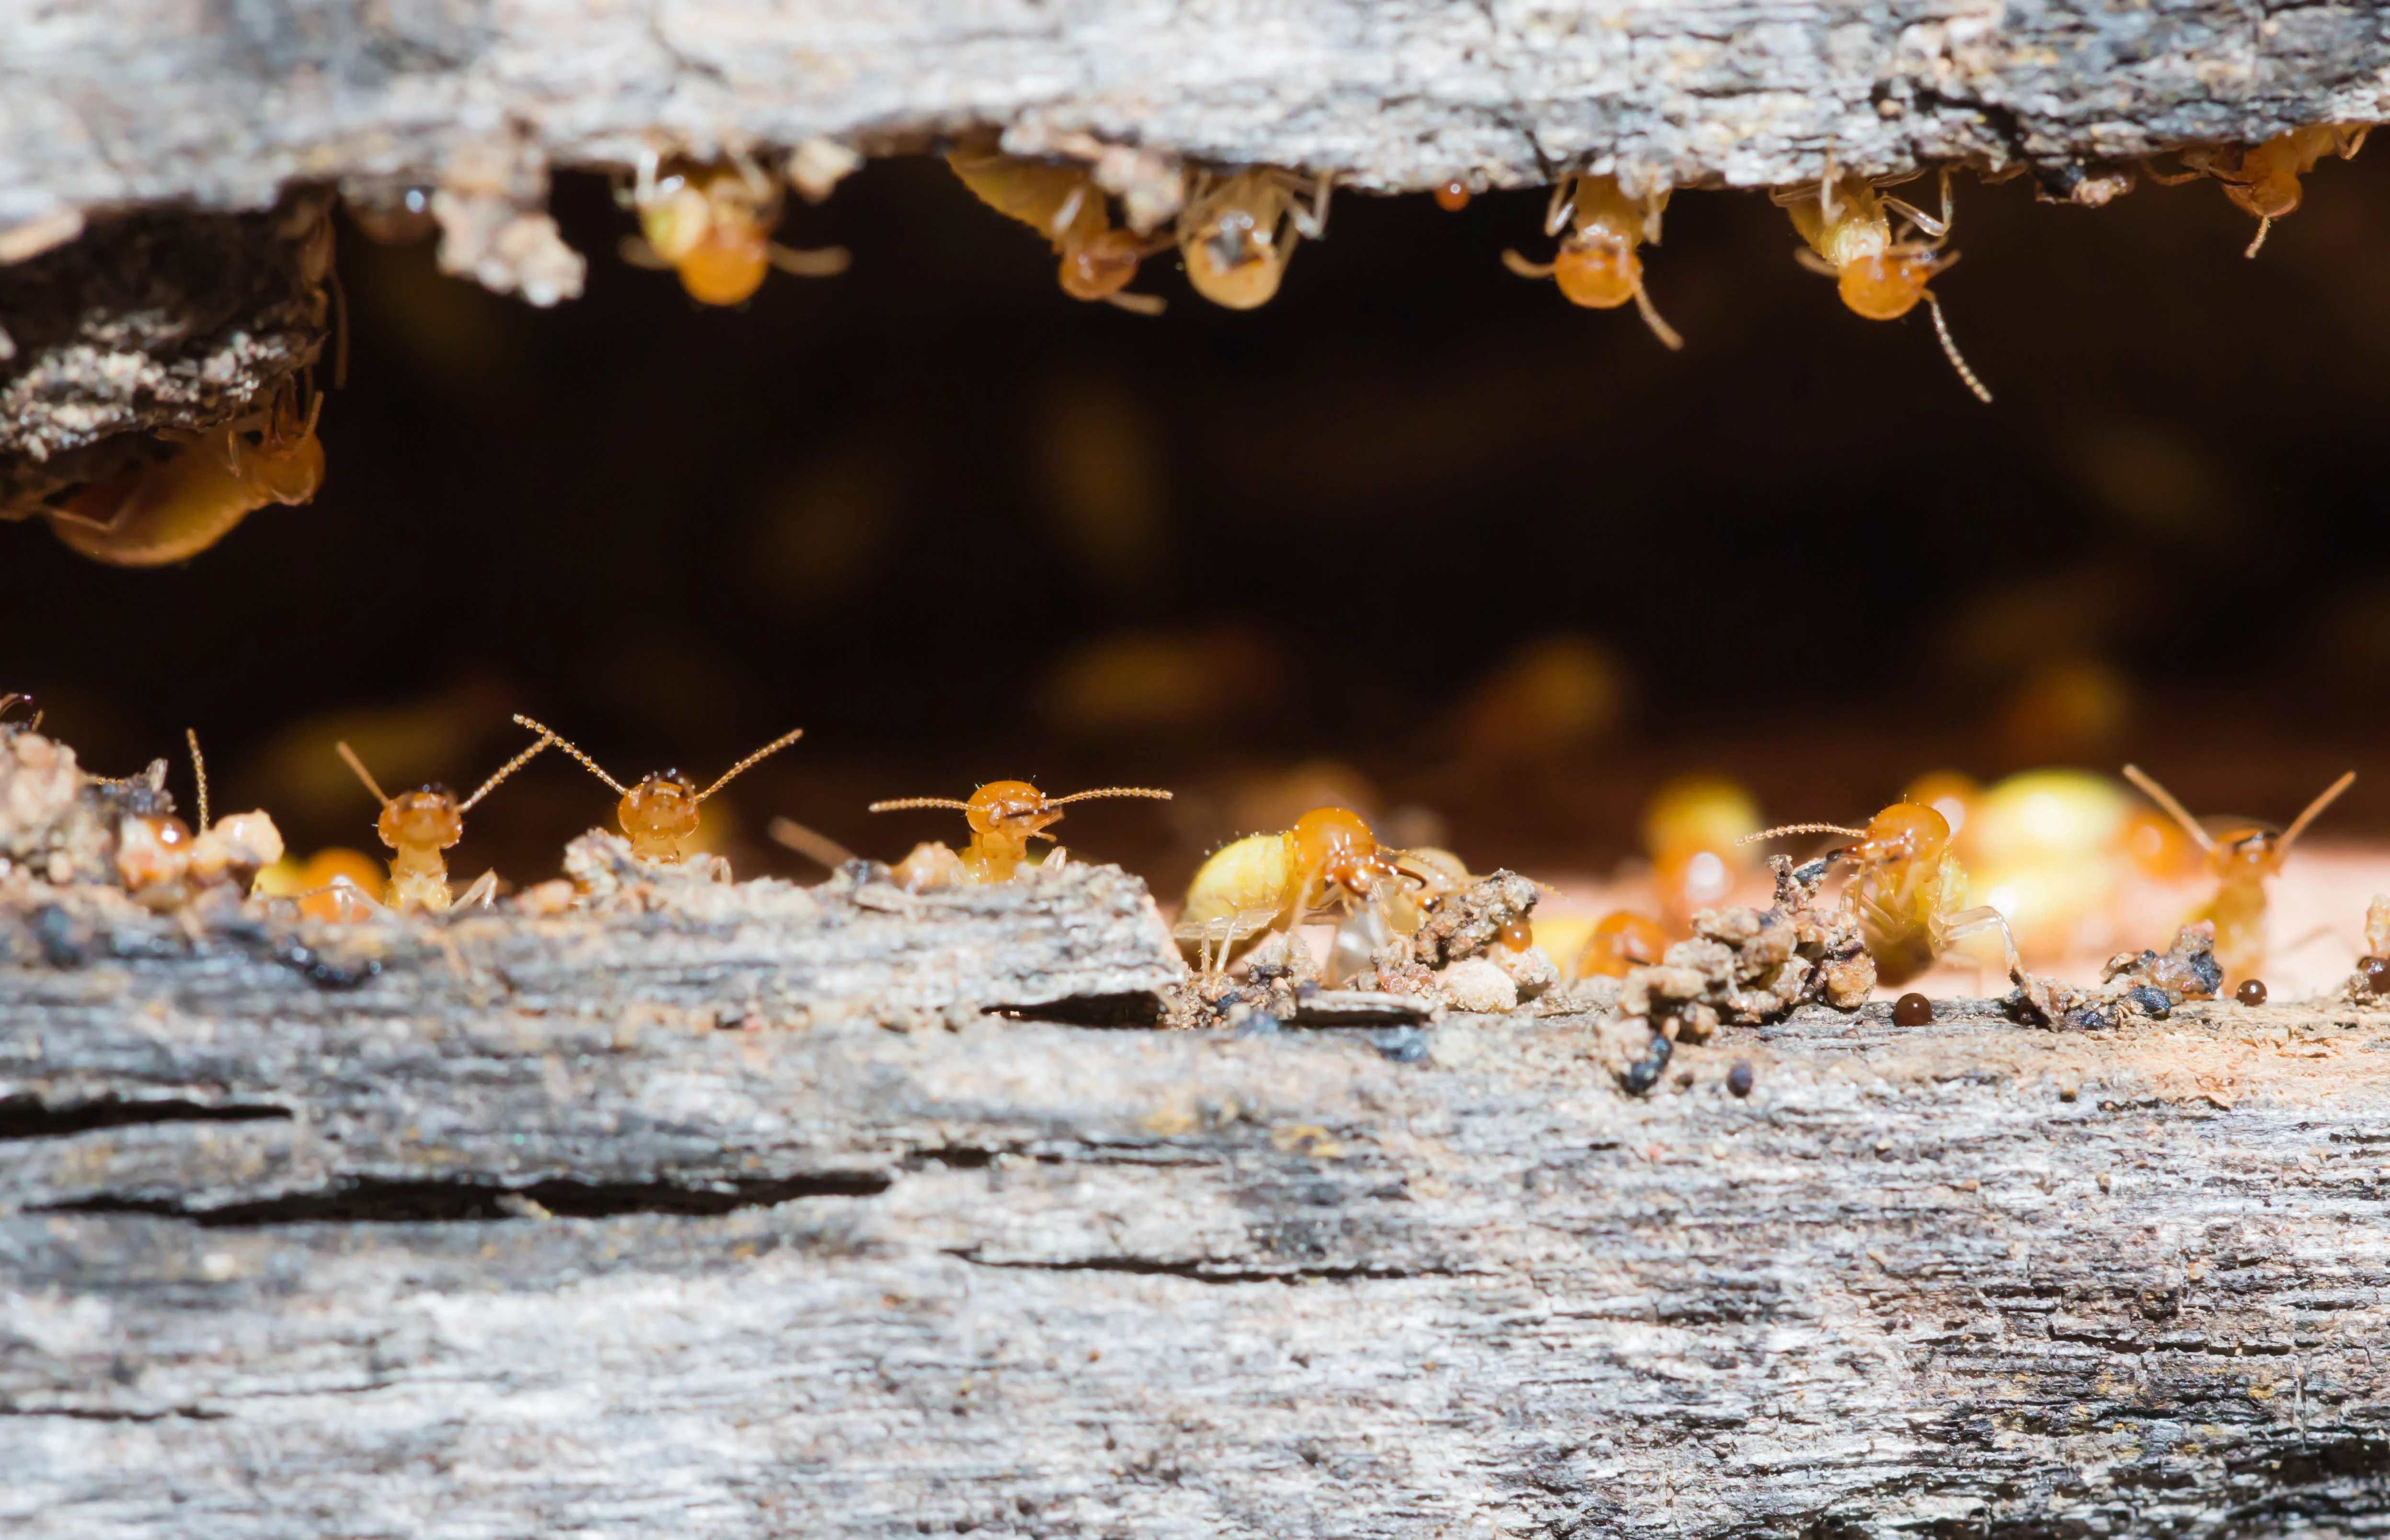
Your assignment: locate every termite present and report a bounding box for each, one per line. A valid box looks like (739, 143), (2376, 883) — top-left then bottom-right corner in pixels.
(1177, 168), (1332, 310)
(621, 150), (850, 306)
(869, 781), (1172, 887)
(334, 734), (555, 911)
(33, 376), (326, 567)
(515, 715), (805, 867)
(1775, 169), (1992, 403)
(1175, 805), (1413, 971)
(947, 144), (1170, 314)
(2121, 764), (2354, 986)
(1501, 174), (1683, 349)
(2146, 126), (2368, 257)
(1742, 803), (2016, 986)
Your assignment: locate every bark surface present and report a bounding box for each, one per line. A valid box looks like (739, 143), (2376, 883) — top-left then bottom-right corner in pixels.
(5, 0), (2389, 226)
(4, 899), (2386, 1536)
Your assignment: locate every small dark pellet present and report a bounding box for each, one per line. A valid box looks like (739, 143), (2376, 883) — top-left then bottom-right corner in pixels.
(2363, 956), (2390, 996)
(1892, 992), (1933, 1026)
(1726, 1059), (1755, 1098)
(2236, 978), (2268, 1006)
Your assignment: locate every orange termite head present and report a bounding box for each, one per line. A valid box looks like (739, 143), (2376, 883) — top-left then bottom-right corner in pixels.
(1289, 805), (1401, 898)
(242, 383), (328, 502)
(1059, 229), (1147, 301)
(962, 780), (1063, 839)
(379, 787), (465, 852)
(641, 161), (778, 306)
(2205, 825), (2286, 881)
(620, 772), (703, 850)
(1578, 910), (1672, 979)
(2123, 765), (2352, 887)
(1836, 250), (1942, 321)
(1184, 206), (1286, 310)
(1849, 801), (1953, 866)
(1552, 239), (1641, 310)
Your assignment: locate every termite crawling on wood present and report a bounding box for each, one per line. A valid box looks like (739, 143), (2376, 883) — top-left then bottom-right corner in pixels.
(621, 149), (850, 306)
(517, 715), (806, 868)
(1741, 802), (2019, 987)
(1177, 167), (1332, 310)
(869, 781), (1172, 888)
(335, 734), (555, 911)
(2122, 763), (2353, 988)
(1502, 173), (1683, 349)
(1775, 168), (1993, 402)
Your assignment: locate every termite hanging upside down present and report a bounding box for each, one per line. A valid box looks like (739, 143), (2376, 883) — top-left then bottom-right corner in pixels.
(869, 781), (1172, 888)
(1743, 802), (2017, 986)
(335, 734), (554, 912)
(1776, 169), (1993, 403)
(1502, 174), (1683, 349)
(2122, 764), (2353, 987)
(2147, 126), (2368, 257)
(28, 375), (327, 567)
(1177, 167), (1332, 310)
(947, 143), (1170, 314)
(621, 150), (850, 306)
(1176, 805), (1413, 971)
(516, 715), (805, 867)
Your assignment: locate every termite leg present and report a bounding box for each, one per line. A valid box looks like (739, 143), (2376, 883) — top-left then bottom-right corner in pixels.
(768, 243), (852, 276)
(618, 236), (674, 270)
(1942, 905), (2020, 978)
(456, 871), (499, 910)
(1543, 181), (1577, 238)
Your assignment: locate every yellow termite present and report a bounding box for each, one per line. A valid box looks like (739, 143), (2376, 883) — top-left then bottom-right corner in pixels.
(869, 781), (1172, 885)
(335, 734), (555, 911)
(1501, 174), (1682, 349)
(518, 715), (806, 867)
(2122, 764), (2353, 986)
(1175, 805), (1412, 971)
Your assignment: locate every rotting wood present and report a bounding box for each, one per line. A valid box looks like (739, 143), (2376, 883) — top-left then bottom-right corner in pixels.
(3, 924), (2387, 1535)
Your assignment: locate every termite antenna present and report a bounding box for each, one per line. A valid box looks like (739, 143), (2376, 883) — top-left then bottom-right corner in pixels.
(1500, 249), (1558, 280)
(1041, 786), (1176, 807)
(335, 741), (392, 808)
(2121, 765), (2215, 851)
(869, 797), (975, 814)
(185, 729), (209, 833)
(329, 264), (351, 389)
(1739, 823), (1866, 844)
(2244, 217), (2272, 259)
(699, 727), (804, 802)
(768, 816), (858, 870)
(460, 733), (556, 813)
(1927, 293), (1993, 404)
(1632, 278), (1685, 352)
(0, 693), (31, 730)
(513, 714), (627, 795)
(2279, 770), (2356, 853)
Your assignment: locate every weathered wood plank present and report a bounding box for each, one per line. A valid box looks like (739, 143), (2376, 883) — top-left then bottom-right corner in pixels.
(5, 960), (2386, 1537)
(4, 0), (2388, 236)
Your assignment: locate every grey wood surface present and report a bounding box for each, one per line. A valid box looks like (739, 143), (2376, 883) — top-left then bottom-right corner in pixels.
(5, 906), (2386, 1535)
(3, 0), (2386, 240)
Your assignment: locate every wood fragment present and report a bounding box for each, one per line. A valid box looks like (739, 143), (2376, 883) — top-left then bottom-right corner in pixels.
(4, 928), (2387, 1534)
